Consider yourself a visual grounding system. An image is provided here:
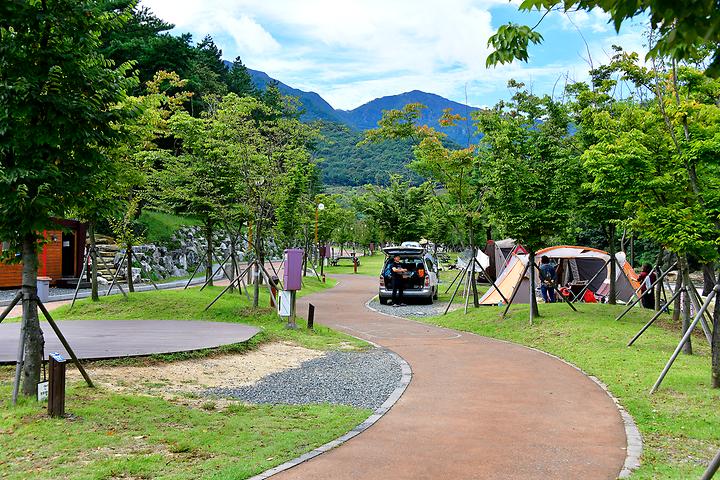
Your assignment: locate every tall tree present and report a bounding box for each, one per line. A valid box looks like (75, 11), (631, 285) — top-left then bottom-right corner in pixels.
(478, 83), (580, 319)
(0, 0), (136, 396)
(487, 0), (720, 77)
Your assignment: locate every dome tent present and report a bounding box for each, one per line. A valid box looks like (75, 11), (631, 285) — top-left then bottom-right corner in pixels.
(479, 245), (640, 305)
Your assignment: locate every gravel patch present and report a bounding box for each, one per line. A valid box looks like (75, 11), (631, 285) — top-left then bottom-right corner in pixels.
(208, 349), (402, 410)
(368, 298), (451, 318)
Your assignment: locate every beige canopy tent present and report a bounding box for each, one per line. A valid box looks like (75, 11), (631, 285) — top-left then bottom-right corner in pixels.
(479, 245), (641, 305)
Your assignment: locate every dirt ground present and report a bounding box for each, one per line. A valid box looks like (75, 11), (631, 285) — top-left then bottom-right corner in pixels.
(64, 342), (324, 404)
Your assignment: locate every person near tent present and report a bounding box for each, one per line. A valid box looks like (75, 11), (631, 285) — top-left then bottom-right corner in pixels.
(539, 255), (557, 303)
(637, 264), (656, 309)
(390, 255), (407, 306)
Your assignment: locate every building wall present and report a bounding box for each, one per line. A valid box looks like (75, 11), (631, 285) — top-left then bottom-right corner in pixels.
(0, 231), (63, 288)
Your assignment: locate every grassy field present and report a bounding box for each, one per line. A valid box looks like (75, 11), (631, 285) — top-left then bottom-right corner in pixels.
(138, 209), (202, 244)
(0, 277), (372, 479)
(414, 301), (720, 478)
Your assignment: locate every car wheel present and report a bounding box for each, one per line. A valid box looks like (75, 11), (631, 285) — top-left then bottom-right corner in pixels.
(433, 288), (438, 300)
(379, 297), (389, 305)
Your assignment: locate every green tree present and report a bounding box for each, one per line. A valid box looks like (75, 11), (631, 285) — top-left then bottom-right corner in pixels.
(0, 0), (137, 396)
(355, 175), (431, 244)
(487, 0), (720, 77)
(478, 83), (580, 320)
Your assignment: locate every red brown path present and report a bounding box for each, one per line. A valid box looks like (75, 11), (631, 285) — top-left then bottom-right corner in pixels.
(279, 274), (627, 480)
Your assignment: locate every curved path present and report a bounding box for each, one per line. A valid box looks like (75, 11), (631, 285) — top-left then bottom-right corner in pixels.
(276, 274), (627, 479)
(0, 320), (259, 363)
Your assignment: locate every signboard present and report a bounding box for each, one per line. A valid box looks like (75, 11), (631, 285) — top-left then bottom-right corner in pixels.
(283, 249), (304, 291)
(277, 290), (292, 317)
(37, 381), (49, 402)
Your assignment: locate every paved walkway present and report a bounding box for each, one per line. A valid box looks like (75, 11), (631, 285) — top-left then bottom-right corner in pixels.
(0, 320), (259, 363)
(275, 274), (627, 479)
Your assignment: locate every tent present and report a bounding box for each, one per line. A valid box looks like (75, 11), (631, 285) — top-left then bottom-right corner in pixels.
(536, 246), (640, 303)
(484, 239), (525, 281)
(479, 253), (530, 305)
(479, 245), (641, 305)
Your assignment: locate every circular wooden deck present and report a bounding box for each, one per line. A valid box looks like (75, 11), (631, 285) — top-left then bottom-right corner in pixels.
(0, 320), (260, 363)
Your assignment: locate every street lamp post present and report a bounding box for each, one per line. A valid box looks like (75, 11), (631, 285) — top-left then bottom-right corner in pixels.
(316, 203), (325, 282)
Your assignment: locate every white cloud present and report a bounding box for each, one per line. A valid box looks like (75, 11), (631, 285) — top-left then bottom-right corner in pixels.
(139, 0), (648, 109)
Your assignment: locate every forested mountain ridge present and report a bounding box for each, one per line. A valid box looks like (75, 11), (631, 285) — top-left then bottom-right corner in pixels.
(236, 66), (478, 185)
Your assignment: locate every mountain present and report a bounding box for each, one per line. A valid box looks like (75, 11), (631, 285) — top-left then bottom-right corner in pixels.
(246, 68), (347, 124)
(229, 63), (481, 185)
(338, 90), (480, 146)
(241, 66), (479, 145)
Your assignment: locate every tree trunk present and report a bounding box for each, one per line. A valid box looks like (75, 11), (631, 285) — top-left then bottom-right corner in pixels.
(253, 222), (261, 308)
(682, 287), (693, 355)
(712, 282), (720, 388)
(205, 220), (214, 288)
(672, 271), (683, 324)
(88, 221), (99, 301)
(655, 251), (663, 312)
(608, 224), (617, 305)
(702, 263), (716, 296)
(229, 236), (237, 293)
(126, 245), (134, 293)
(21, 234), (43, 397)
(680, 257), (693, 355)
(529, 250), (539, 322)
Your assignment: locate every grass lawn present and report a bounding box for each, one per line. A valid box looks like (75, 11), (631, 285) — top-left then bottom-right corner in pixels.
(138, 209), (202, 244)
(323, 251), (384, 277)
(0, 276), (371, 479)
(414, 301), (720, 478)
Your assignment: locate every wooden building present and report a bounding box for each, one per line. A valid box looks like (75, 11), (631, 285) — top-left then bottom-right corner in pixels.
(0, 219), (87, 288)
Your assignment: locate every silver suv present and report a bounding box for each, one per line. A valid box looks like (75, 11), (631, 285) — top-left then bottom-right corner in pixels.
(379, 246), (439, 305)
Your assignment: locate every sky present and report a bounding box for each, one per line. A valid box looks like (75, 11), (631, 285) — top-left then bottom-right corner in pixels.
(139, 0), (649, 110)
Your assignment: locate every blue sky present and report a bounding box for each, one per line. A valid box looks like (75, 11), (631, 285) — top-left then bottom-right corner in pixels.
(140, 0), (648, 110)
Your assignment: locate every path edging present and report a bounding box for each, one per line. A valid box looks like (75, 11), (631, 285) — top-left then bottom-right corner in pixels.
(247, 341), (412, 480)
(365, 296), (642, 479)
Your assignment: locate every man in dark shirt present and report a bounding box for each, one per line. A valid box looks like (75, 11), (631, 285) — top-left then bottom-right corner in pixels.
(390, 255), (407, 306)
(539, 255), (557, 303)
(637, 264), (657, 309)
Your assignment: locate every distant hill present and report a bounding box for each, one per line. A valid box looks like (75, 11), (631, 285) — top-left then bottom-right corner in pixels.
(227, 63), (480, 185)
(314, 122), (421, 186)
(246, 68), (347, 124)
(338, 90), (480, 146)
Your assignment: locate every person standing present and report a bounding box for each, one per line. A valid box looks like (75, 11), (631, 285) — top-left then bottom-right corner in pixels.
(390, 255), (407, 306)
(637, 264), (656, 309)
(539, 255), (557, 303)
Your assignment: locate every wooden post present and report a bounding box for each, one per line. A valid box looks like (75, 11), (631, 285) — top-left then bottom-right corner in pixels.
(48, 355), (66, 418)
(307, 303), (315, 329)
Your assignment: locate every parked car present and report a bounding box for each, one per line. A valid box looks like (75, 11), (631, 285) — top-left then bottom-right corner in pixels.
(379, 246), (439, 305)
